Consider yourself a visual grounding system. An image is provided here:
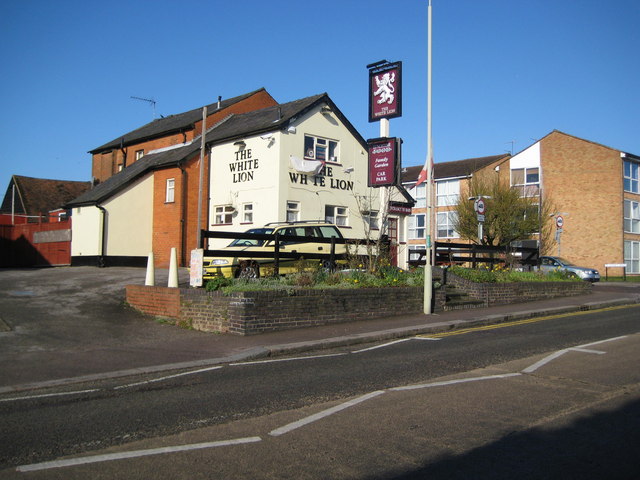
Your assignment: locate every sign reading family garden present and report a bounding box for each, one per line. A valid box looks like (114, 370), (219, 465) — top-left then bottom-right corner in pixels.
(368, 137), (400, 187)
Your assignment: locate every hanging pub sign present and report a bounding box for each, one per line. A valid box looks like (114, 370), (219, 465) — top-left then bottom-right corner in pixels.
(368, 61), (402, 122)
(368, 137), (400, 187)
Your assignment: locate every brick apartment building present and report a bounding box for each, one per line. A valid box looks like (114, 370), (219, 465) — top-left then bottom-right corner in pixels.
(401, 130), (640, 275)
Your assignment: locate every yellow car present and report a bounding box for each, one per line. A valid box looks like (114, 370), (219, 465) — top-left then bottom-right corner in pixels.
(203, 222), (347, 279)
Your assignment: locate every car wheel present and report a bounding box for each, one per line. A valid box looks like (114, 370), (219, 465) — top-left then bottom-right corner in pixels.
(236, 261), (260, 279)
(321, 259), (336, 272)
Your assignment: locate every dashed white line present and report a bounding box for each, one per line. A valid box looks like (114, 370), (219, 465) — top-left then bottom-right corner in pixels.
(352, 338), (412, 353)
(389, 373), (522, 392)
(0, 389), (101, 403)
(16, 436), (262, 472)
(269, 390), (386, 437)
(229, 353), (347, 366)
(114, 365), (224, 390)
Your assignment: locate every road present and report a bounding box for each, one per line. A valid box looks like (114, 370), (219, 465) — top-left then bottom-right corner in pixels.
(1, 305), (639, 478)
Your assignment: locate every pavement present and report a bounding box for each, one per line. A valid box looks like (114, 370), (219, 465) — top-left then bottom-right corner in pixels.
(1, 266), (639, 394)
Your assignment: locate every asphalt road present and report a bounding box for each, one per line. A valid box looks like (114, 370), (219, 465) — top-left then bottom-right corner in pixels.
(1, 305), (639, 478)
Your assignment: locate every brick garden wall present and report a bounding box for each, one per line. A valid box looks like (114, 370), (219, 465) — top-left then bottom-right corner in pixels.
(444, 270), (592, 307)
(125, 278), (589, 336)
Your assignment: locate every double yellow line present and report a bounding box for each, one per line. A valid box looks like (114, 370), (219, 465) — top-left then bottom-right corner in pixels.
(419, 304), (637, 339)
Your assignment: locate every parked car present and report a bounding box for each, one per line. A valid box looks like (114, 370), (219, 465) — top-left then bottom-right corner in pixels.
(538, 256), (600, 282)
(203, 221), (347, 279)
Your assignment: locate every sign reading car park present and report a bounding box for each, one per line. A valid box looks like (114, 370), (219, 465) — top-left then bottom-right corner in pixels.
(367, 137), (400, 187)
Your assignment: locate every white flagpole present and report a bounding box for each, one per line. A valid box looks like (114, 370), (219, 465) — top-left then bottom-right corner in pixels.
(423, 0), (433, 314)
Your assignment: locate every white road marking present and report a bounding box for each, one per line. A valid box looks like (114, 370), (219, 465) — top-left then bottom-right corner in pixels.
(570, 347), (606, 355)
(389, 373), (522, 392)
(229, 353), (347, 366)
(413, 336), (441, 341)
(522, 335), (628, 374)
(16, 436), (262, 472)
(114, 365), (224, 390)
(352, 338), (412, 353)
(0, 389), (100, 403)
(269, 390), (386, 437)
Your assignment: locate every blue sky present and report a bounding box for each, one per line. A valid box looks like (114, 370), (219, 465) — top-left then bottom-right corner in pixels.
(1, 0), (639, 192)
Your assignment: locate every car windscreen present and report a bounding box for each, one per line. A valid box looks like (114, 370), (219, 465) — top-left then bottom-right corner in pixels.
(556, 257), (576, 266)
(228, 228), (274, 247)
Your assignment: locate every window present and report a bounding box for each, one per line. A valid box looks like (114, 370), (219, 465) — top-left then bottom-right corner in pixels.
(436, 179), (460, 206)
(408, 214), (425, 239)
(325, 205), (348, 226)
(412, 184), (426, 208)
(304, 135), (339, 163)
(437, 211), (458, 238)
(165, 178), (175, 203)
(511, 167), (540, 196)
(624, 199), (640, 233)
(362, 210), (379, 230)
(624, 240), (640, 274)
(135, 149), (144, 161)
(214, 205), (234, 225)
(624, 160), (639, 193)
(286, 201), (300, 222)
(242, 203), (253, 224)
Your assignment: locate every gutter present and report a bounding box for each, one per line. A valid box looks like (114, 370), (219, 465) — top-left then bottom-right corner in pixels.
(96, 205), (107, 268)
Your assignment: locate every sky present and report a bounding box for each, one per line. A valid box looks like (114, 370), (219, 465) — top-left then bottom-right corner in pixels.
(1, 0), (639, 192)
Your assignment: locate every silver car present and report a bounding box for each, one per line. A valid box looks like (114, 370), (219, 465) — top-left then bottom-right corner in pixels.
(539, 256), (600, 282)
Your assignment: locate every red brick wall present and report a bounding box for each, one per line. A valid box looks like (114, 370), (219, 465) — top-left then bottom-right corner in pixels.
(126, 285), (180, 318)
(151, 151), (209, 267)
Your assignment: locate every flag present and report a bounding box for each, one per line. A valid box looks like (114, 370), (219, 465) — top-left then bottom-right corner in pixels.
(414, 145), (434, 189)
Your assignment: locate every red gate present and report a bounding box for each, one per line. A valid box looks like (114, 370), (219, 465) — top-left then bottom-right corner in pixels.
(0, 217), (72, 267)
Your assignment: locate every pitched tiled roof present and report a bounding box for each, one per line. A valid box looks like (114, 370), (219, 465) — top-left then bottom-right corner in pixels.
(401, 154), (510, 184)
(89, 88), (272, 154)
(1, 175), (91, 215)
(68, 93), (356, 207)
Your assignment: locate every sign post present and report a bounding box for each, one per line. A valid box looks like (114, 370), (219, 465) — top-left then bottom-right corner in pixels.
(474, 198), (486, 244)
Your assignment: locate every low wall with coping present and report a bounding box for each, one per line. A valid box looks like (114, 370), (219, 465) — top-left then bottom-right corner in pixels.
(444, 270), (592, 307)
(126, 277), (591, 335)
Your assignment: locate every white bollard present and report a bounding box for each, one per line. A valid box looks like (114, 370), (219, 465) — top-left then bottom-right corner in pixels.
(168, 247), (179, 288)
(145, 252), (155, 286)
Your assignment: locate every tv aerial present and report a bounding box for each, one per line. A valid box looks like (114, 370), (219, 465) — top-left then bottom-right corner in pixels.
(130, 96), (157, 119)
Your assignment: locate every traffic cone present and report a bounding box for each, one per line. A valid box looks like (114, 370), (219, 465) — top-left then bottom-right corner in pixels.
(168, 248), (178, 288)
(145, 252), (155, 286)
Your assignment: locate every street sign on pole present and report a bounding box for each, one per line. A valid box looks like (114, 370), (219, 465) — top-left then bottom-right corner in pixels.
(556, 215), (564, 229)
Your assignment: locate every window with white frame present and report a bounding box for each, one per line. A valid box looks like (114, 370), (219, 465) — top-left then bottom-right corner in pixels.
(624, 240), (640, 274)
(135, 149), (144, 161)
(624, 160), (639, 193)
(325, 205), (348, 226)
(624, 199), (640, 233)
(362, 210), (379, 230)
(412, 183), (426, 208)
(304, 135), (339, 163)
(408, 214), (425, 239)
(214, 205), (234, 225)
(286, 201), (300, 222)
(165, 178), (175, 203)
(511, 167), (540, 196)
(242, 203), (253, 224)
(436, 179), (460, 206)
(437, 211), (458, 239)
